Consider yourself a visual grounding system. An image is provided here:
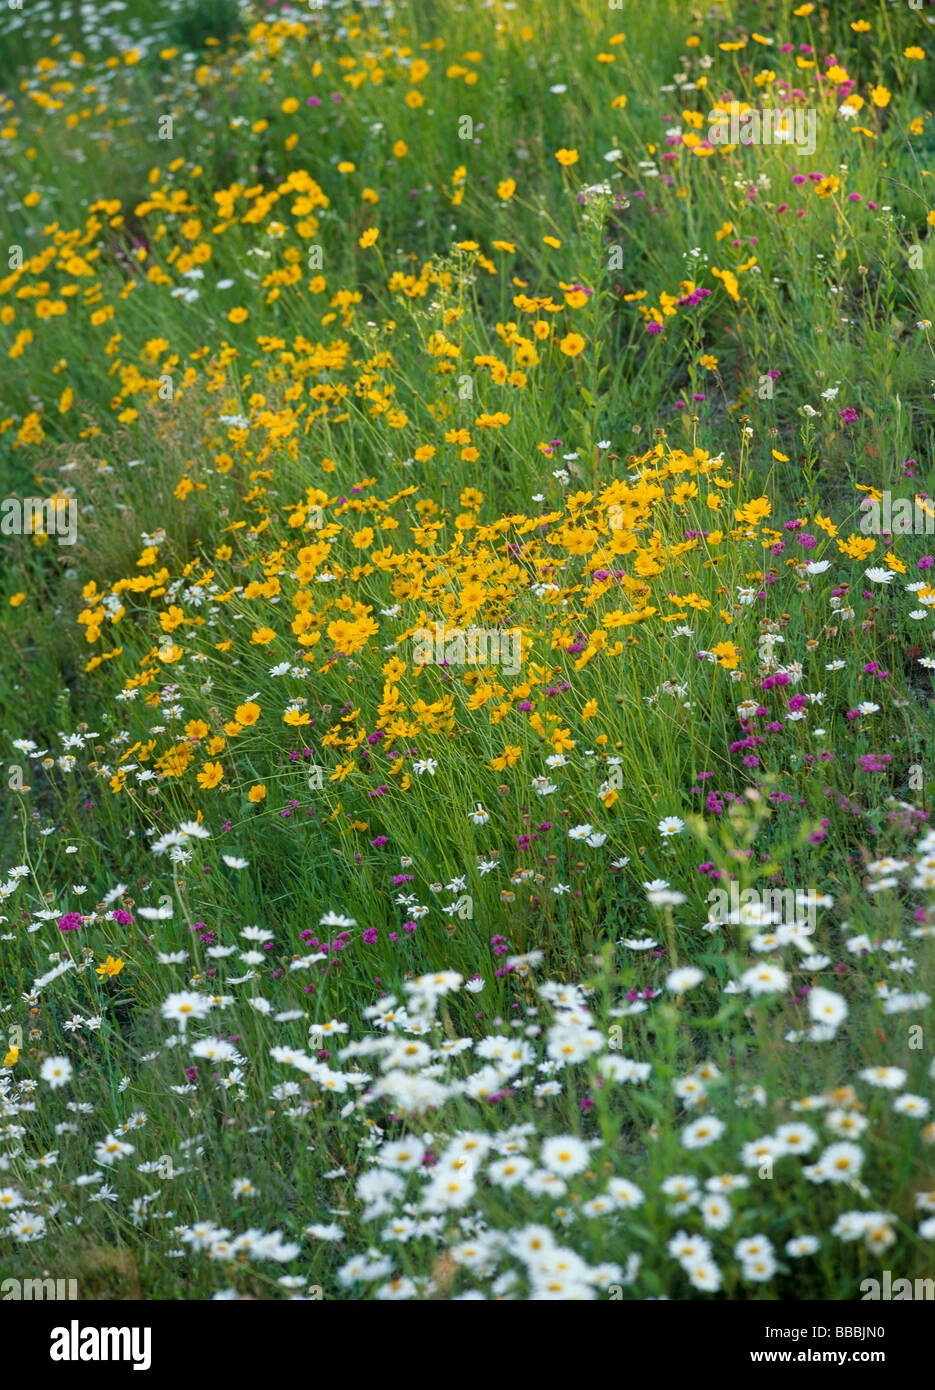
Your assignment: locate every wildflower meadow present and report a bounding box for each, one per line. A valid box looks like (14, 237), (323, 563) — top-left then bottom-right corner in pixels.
(2, 0), (935, 1329)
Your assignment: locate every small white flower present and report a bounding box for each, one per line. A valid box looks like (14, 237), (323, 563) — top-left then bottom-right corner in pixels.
(681, 1116), (725, 1149)
(658, 816), (685, 838)
(40, 1056), (73, 1089)
(666, 967), (704, 993)
(807, 987), (847, 1029)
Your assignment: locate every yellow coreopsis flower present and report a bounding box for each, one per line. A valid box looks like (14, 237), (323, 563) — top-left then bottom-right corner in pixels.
(197, 761), (224, 789)
(459, 580), (486, 609)
(815, 175), (839, 199)
(554, 148), (579, 166)
(96, 956), (124, 979)
(712, 641), (741, 670)
(711, 267), (740, 302)
(837, 534), (876, 560)
(490, 745), (522, 770)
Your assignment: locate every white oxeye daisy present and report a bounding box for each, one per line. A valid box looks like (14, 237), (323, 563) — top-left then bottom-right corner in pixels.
(735, 1234), (774, 1263)
(681, 1116), (725, 1149)
(894, 1094), (930, 1118)
(700, 1195), (732, 1231)
(540, 1135), (591, 1176)
(816, 1141), (864, 1181)
(40, 1056), (73, 1089)
(774, 1123), (817, 1153)
(667, 1230), (711, 1264)
(740, 963), (789, 996)
(686, 1259), (722, 1291)
(807, 987), (847, 1028)
(377, 1138), (425, 1171)
(741, 1253), (777, 1282)
(161, 991), (213, 1032)
(95, 1134), (135, 1166)
(606, 1178), (645, 1209)
(666, 966), (704, 993)
(657, 816), (685, 837)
